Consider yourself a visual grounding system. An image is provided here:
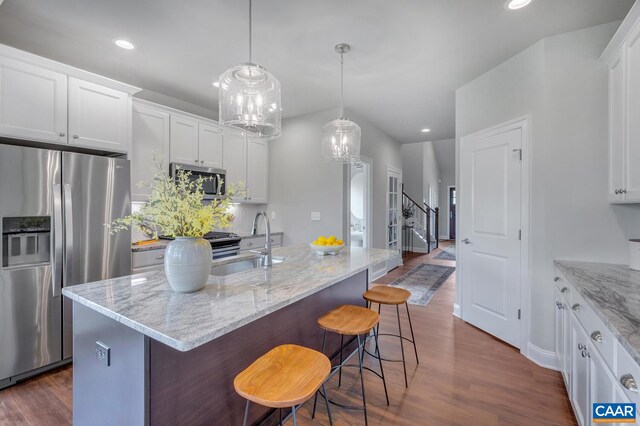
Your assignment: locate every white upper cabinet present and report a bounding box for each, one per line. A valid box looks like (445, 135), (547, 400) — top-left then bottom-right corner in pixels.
(223, 132), (248, 201)
(246, 139), (268, 203)
(602, 3), (640, 203)
(198, 123), (223, 169)
(131, 102), (170, 201)
(169, 114), (199, 166)
(68, 77), (129, 153)
(608, 53), (625, 203)
(0, 56), (67, 144)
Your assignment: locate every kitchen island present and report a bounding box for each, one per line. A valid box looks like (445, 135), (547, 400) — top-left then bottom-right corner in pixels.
(63, 244), (391, 425)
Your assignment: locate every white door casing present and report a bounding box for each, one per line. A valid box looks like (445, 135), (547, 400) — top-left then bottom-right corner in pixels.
(387, 166), (402, 271)
(459, 118), (526, 349)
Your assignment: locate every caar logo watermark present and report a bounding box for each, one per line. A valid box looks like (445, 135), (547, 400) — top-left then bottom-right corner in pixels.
(593, 403), (636, 423)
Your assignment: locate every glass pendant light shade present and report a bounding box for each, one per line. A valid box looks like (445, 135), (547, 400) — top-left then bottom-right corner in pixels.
(219, 63), (281, 139)
(322, 118), (361, 161)
(322, 43), (361, 162)
(218, 0), (282, 140)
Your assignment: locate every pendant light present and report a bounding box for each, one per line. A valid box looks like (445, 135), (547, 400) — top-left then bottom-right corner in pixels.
(322, 43), (361, 162)
(218, 0), (281, 140)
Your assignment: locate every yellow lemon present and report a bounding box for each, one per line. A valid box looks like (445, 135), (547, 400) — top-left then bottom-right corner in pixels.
(333, 242), (340, 246)
(316, 241), (326, 246)
(317, 236), (327, 242)
(327, 236), (336, 243)
(336, 239), (344, 245)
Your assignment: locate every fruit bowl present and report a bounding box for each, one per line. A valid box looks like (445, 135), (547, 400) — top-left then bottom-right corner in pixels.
(309, 243), (345, 256)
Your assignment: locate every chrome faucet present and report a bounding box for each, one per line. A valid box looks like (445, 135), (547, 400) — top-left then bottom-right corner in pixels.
(251, 211), (272, 268)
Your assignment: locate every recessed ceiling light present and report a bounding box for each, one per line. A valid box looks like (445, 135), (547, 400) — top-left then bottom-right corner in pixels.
(421, 128), (431, 133)
(114, 39), (135, 50)
(506, 0), (533, 10)
(212, 81), (220, 88)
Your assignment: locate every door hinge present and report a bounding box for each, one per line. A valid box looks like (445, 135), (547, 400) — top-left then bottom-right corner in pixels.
(518, 309), (521, 320)
(513, 148), (522, 160)
(518, 229), (522, 240)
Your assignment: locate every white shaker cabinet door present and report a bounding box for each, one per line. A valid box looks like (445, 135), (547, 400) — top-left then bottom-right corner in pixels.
(68, 77), (129, 153)
(198, 123), (223, 169)
(0, 56), (67, 144)
(222, 132), (247, 201)
(169, 114), (199, 166)
(609, 53), (625, 203)
(625, 28), (640, 202)
(131, 103), (170, 201)
(246, 139), (268, 203)
(571, 313), (590, 426)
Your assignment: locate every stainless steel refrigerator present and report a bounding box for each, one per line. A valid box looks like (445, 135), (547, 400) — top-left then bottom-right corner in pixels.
(0, 144), (131, 385)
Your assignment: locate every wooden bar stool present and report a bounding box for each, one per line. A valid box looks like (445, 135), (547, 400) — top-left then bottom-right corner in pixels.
(312, 305), (389, 426)
(363, 286), (418, 388)
(234, 344), (333, 426)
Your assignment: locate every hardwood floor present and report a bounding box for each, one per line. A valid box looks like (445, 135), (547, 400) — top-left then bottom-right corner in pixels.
(0, 243), (576, 425)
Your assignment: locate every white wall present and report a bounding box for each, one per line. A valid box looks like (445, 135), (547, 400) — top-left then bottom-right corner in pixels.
(267, 109), (344, 246)
(423, 141), (440, 208)
(267, 108), (402, 249)
(401, 142), (424, 203)
(456, 21), (640, 355)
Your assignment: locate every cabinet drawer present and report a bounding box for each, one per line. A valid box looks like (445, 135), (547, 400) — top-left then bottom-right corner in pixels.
(569, 290), (615, 372)
(132, 249), (166, 269)
(240, 234), (282, 251)
(616, 342), (640, 404)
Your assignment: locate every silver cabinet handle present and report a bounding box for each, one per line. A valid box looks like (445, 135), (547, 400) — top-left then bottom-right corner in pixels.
(200, 160), (204, 164)
(73, 135), (79, 139)
(620, 374), (639, 393)
(623, 189), (628, 194)
(560, 287), (568, 294)
(155, 254), (164, 260)
(590, 330), (603, 343)
(556, 302), (563, 309)
(554, 276), (560, 282)
(578, 343), (585, 350)
(581, 349), (588, 358)
(63, 184), (74, 288)
(59, 131), (66, 137)
(572, 303), (582, 312)
(194, 159), (198, 163)
(51, 184), (63, 297)
(247, 242), (253, 247)
(615, 189), (620, 194)
(462, 238), (471, 244)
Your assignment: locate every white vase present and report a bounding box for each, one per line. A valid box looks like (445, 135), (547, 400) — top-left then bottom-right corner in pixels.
(164, 237), (211, 293)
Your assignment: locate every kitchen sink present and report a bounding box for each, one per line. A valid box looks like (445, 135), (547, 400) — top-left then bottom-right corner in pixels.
(210, 256), (284, 276)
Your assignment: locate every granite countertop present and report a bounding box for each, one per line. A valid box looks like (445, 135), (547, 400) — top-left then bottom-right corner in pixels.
(63, 244), (391, 352)
(238, 231), (284, 239)
(554, 260), (640, 364)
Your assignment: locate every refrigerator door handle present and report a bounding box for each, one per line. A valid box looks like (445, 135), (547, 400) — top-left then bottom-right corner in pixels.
(52, 184), (63, 297)
(63, 184), (73, 288)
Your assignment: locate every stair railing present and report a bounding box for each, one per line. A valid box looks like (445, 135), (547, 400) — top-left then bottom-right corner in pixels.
(423, 202), (439, 251)
(402, 190), (431, 253)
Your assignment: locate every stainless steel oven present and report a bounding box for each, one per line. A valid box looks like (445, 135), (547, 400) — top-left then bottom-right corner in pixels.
(169, 163), (226, 200)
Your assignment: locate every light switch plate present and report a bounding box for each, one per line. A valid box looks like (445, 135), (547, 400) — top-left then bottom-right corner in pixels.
(96, 341), (110, 366)
(311, 212), (321, 221)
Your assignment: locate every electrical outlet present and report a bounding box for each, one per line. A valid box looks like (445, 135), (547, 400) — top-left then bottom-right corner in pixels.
(96, 341), (110, 366)
(271, 211), (276, 220)
(310, 212), (321, 221)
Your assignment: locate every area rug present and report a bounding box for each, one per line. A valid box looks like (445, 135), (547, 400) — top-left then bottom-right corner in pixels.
(389, 263), (455, 306)
(433, 245), (456, 261)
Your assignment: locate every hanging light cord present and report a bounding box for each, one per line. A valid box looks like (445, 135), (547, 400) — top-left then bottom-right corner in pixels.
(340, 50), (344, 119)
(248, 0), (252, 63)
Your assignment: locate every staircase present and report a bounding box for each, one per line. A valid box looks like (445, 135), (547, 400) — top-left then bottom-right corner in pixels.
(402, 189), (439, 254)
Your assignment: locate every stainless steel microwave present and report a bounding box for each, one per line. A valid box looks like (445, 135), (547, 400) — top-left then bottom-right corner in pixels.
(169, 163), (226, 200)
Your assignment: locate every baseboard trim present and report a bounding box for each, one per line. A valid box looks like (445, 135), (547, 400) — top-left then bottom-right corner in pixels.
(526, 342), (559, 371)
(453, 303), (461, 318)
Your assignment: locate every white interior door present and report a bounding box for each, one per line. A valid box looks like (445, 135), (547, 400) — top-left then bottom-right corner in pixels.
(460, 123), (522, 348)
(387, 167), (402, 270)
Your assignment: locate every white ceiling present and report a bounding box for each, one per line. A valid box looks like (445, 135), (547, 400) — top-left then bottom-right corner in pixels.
(0, 0), (633, 143)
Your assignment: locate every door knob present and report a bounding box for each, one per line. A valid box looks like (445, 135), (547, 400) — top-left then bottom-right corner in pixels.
(59, 131), (66, 137)
(462, 238), (471, 244)
(572, 303), (582, 312)
(73, 135), (79, 139)
(560, 287), (568, 294)
(556, 302), (563, 309)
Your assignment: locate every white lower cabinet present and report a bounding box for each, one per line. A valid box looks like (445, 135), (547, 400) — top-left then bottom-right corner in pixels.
(556, 269), (640, 426)
(570, 313), (590, 425)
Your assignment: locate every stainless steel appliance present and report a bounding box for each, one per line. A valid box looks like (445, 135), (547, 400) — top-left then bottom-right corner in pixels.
(160, 231), (241, 260)
(169, 163), (226, 199)
(0, 144), (131, 387)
